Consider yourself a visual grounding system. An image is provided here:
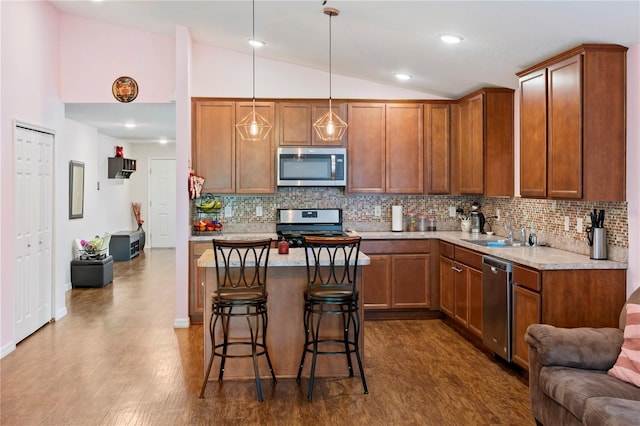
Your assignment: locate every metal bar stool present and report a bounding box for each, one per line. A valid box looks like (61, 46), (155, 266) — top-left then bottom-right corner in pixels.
(296, 236), (368, 399)
(199, 238), (277, 402)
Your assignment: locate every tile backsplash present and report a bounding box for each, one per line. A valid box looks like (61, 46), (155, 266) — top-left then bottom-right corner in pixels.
(192, 188), (628, 262)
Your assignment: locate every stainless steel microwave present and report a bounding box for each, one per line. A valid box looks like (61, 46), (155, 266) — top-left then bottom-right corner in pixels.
(277, 147), (347, 187)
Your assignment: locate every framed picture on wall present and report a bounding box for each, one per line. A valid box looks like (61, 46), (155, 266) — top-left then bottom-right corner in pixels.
(69, 161), (85, 219)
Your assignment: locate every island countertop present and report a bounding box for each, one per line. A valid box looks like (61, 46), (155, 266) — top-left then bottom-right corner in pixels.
(197, 247), (370, 268)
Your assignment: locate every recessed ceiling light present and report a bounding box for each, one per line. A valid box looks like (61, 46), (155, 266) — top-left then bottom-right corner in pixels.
(395, 73), (412, 81)
(247, 38), (266, 48)
(125, 123), (136, 129)
(439, 33), (463, 44)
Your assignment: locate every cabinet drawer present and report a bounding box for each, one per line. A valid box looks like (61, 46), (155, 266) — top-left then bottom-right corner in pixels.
(191, 241), (211, 256)
(513, 264), (541, 291)
(439, 242), (454, 259)
(360, 239), (431, 254)
(454, 246), (483, 269)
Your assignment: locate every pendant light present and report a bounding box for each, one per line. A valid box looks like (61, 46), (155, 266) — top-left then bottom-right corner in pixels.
(313, 7), (347, 142)
(236, 0), (272, 141)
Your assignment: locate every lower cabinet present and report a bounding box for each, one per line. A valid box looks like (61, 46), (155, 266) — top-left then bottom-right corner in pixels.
(440, 242), (483, 337)
(511, 264), (626, 370)
(361, 240), (435, 318)
(189, 241), (213, 324)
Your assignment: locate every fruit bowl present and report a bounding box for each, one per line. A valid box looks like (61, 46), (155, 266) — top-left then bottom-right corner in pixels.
(195, 193), (222, 214)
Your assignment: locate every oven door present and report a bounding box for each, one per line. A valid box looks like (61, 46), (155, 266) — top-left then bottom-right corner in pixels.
(277, 147), (346, 186)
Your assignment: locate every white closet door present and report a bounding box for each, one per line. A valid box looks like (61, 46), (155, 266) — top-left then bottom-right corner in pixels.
(14, 126), (53, 343)
(149, 158), (176, 247)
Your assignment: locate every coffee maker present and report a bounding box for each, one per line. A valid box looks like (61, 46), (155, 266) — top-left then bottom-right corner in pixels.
(469, 202), (486, 234)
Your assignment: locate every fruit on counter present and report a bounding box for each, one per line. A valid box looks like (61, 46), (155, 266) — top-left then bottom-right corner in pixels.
(193, 219), (223, 232)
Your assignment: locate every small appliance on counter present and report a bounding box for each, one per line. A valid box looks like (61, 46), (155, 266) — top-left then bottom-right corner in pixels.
(469, 202), (486, 234)
(276, 208), (347, 248)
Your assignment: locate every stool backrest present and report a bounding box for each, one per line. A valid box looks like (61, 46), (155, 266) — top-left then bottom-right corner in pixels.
(212, 239), (272, 299)
(303, 236), (361, 292)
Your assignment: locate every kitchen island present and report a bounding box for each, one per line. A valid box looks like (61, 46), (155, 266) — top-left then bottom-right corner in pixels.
(197, 247), (370, 380)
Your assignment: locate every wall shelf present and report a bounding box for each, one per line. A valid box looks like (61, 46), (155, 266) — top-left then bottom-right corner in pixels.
(108, 157), (137, 179)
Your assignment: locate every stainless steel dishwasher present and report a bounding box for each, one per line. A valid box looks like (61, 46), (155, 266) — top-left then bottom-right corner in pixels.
(482, 255), (513, 362)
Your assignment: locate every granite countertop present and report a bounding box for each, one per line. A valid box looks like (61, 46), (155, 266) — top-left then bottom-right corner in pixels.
(197, 247), (370, 268)
(190, 231), (627, 271)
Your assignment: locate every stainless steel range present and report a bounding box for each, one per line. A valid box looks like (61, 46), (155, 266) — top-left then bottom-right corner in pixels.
(276, 208), (347, 248)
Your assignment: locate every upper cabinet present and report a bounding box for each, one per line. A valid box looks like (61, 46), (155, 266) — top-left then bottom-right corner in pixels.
(192, 99), (275, 194)
(424, 103), (451, 194)
(517, 44), (627, 201)
(348, 102), (424, 194)
(451, 88), (514, 196)
(277, 102), (347, 146)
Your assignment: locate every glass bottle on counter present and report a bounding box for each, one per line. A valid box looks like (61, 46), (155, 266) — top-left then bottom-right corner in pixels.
(406, 212), (417, 232)
(417, 215), (427, 232)
(427, 216), (437, 231)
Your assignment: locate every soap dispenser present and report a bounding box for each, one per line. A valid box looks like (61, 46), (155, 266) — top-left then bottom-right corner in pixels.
(528, 223), (537, 247)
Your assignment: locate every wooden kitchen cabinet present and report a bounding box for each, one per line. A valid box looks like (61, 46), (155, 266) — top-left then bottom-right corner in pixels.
(361, 240), (435, 318)
(189, 241), (213, 323)
(348, 102), (423, 194)
(424, 103), (451, 194)
(191, 99), (275, 194)
(348, 103), (386, 193)
(517, 44), (627, 201)
(385, 103), (424, 193)
(511, 263), (626, 371)
(439, 242), (483, 336)
(277, 102), (347, 146)
(451, 88), (514, 196)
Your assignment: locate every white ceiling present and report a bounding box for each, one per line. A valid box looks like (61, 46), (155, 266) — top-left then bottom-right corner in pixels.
(54, 0), (640, 143)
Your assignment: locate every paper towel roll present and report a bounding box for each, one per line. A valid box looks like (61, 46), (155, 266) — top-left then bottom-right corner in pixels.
(392, 205), (403, 232)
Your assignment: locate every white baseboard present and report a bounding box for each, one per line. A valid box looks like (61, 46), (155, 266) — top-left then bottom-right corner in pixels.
(174, 318), (190, 328)
(55, 307), (68, 321)
(1, 341), (16, 359)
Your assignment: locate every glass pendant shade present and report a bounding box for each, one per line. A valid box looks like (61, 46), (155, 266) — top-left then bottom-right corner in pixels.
(236, 103), (272, 141)
(314, 7), (347, 142)
(313, 109), (347, 141)
(236, 0), (271, 141)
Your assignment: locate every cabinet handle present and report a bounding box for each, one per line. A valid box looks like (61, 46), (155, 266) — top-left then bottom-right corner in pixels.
(451, 266), (463, 273)
(201, 281), (205, 287)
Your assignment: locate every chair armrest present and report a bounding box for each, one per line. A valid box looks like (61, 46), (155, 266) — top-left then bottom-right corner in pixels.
(525, 324), (623, 370)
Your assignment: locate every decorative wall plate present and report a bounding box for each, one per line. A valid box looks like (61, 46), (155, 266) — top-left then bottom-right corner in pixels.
(112, 76), (138, 103)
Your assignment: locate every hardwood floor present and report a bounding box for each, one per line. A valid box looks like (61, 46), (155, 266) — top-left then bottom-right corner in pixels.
(1, 248), (534, 425)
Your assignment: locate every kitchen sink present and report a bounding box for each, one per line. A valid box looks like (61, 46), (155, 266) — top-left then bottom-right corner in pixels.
(462, 239), (524, 248)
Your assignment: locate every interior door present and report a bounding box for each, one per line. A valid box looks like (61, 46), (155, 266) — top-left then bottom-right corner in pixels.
(150, 158), (176, 247)
(14, 125), (53, 343)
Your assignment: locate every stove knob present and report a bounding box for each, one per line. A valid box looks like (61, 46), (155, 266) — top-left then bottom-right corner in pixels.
(296, 238), (303, 247)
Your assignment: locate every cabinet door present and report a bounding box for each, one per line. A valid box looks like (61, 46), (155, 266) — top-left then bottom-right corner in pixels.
(192, 101), (235, 193)
(547, 55), (582, 199)
(278, 103), (311, 146)
(459, 94), (484, 194)
(519, 69), (548, 197)
(468, 267), (483, 337)
(235, 102), (276, 194)
(439, 256), (454, 316)
(362, 255), (392, 309)
(386, 104), (424, 193)
(347, 103), (386, 193)
(453, 263), (469, 325)
(311, 103), (347, 146)
(391, 254), (430, 308)
(512, 285), (541, 370)
(424, 103), (450, 194)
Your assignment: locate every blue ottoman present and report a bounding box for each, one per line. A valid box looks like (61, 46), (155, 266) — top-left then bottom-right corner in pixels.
(71, 255), (114, 288)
